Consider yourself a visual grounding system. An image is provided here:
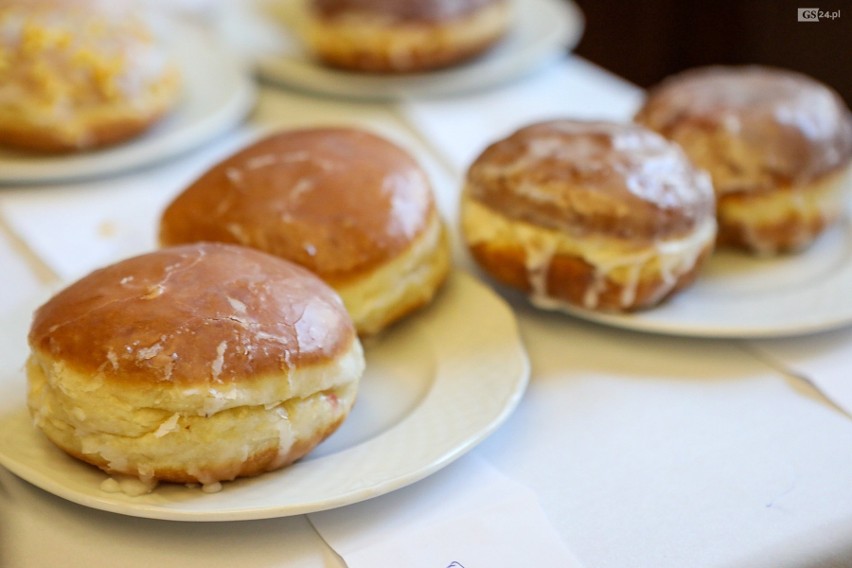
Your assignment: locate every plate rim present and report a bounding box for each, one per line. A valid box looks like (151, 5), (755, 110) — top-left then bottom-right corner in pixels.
(254, 0), (585, 101)
(0, 270), (530, 522)
(0, 22), (256, 185)
(500, 214), (852, 339)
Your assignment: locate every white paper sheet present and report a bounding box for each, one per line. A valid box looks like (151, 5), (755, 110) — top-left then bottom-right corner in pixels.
(748, 330), (852, 416)
(309, 454), (585, 568)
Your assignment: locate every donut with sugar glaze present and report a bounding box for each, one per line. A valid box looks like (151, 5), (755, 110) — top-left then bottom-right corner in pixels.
(461, 119), (717, 312)
(303, 0), (511, 72)
(159, 127), (451, 336)
(27, 243), (364, 486)
(635, 65), (852, 254)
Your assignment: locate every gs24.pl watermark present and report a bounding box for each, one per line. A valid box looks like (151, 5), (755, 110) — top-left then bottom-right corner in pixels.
(798, 8), (841, 21)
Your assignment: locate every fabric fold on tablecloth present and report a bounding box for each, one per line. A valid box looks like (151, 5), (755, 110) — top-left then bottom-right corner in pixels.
(308, 454), (585, 568)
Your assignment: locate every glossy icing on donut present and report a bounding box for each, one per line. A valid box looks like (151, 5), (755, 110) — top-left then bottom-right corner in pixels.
(466, 120), (715, 242)
(29, 243), (356, 385)
(160, 128), (436, 284)
(462, 119), (717, 311)
(635, 65), (852, 189)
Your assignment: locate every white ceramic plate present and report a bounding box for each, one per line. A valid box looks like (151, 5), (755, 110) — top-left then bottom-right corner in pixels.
(0, 272), (529, 522)
(550, 213), (852, 338)
(250, 0), (584, 100)
(0, 23), (256, 185)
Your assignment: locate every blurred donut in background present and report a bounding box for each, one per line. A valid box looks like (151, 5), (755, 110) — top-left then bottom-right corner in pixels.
(303, 0), (512, 73)
(636, 65), (852, 255)
(461, 119), (717, 312)
(0, 0), (182, 153)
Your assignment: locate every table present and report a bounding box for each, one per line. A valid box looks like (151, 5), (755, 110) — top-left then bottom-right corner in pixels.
(2, 32), (852, 568)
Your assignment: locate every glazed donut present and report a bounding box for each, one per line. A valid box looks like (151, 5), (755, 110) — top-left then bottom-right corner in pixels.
(159, 127), (451, 336)
(27, 243), (364, 487)
(303, 0), (511, 72)
(461, 119), (717, 312)
(635, 65), (852, 254)
(0, 0), (181, 153)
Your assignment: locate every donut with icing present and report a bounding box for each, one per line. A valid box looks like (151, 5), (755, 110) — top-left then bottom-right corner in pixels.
(303, 0), (511, 72)
(159, 127), (451, 336)
(0, 0), (181, 153)
(461, 119), (717, 312)
(27, 243), (364, 486)
(635, 65), (852, 254)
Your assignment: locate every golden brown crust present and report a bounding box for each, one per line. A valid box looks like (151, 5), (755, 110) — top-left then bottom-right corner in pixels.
(304, 0), (510, 73)
(28, 242), (356, 387)
(310, 0), (505, 22)
(313, 35), (503, 74)
(716, 209), (830, 253)
(462, 119), (717, 312)
(27, 242), (364, 484)
(159, 128), (436, 286)
(465, 120), (716, 242)
(0, 109), (169, 153)
(635, 66), (852, 254)
(634, 65), (852, 190)
(714, 166), (849, 253)
(0, 0), (181, 153)
(468, 239), (713, 312)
